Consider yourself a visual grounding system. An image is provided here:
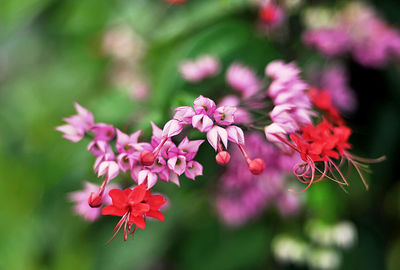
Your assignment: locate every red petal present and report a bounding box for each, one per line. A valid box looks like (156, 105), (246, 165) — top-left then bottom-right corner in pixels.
(131, 203), (150, 216)
(129, 184), (147, 203)
(146, 210), (165, 221)
(144, 190), (152, 200)
(130, 216), (146, 229)
(310, 142), (324, 155)
(123, 188), (132, 196)
(109, 189), (128, 209)
(102, 205), (126, 216)
(148, 195), (166, 210)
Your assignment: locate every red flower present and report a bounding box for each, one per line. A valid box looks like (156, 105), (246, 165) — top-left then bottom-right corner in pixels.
(272, 119), (358, 192)
(289, 119), (351, 163)
(102, 184), (166, 241)
(309, 88), (344, 125)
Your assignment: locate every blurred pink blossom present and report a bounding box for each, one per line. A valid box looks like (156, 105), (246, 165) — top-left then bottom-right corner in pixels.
(216, 133), (301, 226)
(303, 3), (400, 67)
(226, 63), (262, 98)
(69, 182), (117, 222)
(179, 55), (220, 82)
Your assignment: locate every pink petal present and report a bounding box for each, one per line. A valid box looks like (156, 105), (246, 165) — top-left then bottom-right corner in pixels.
(192, 114), (214, 132)
(226, 126), (245, 145)
(206, 126), (228, 151)
(169, 173), (180, 186)
(162, 119), (183, 138)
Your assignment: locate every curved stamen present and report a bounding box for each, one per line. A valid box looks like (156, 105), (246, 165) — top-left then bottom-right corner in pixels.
(289, 157), (316, 193)
(107, 211), (129, 244)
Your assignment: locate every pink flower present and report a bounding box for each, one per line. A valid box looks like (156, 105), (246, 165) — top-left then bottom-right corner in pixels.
(196, 55), (220, 76)
(177, 137), (204, 160)
(265, 61), (300, 84)
(265, 61), (313, 144)
(192, 114), (214, 132)
(162, 120), (183, 138)
(226, 126), (245, 145)
(303, 3), (400, 67)
(137, 170), (158, 189)
(167, 155), (187, 176)
(219, 96), (251, 124)
(179, 62), (202, 82)
(207, 126), (228, 151)
(303, 29), (351, 57)
(173, 106), (195, 124)
(116, 129), (142, 153)
(185, 161), (203, 180)
(68, 182), (116, 221)
(213, 106), (236, 126)
(88, 140), (113, 157)
(56, 124), (85, 143)
(226, 63), (261, 97)
(264, 123), (288, 144)
(193, 95), (216, 115)
(56, 103), (94, 142)
(93, 142), (116, 172)
(97, 161), (120, 181)
(179, 55), (220, 82)
(91, 123), (115, 141)
(133, 122), (204, 188)
(167, 137), (204, 177)
(117, 152), (137, 172)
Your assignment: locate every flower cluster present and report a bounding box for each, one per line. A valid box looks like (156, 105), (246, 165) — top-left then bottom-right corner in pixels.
(272, 114), (384, 192)
(59, 55), (382, 241)
(171, 95), (266, 174)
(303, 2), (400, 67)
(264, 61), (314, 150)
(58, 94), (267, 240)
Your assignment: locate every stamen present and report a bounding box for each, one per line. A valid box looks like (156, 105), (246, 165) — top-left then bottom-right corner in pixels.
(107, 212), (129, 244)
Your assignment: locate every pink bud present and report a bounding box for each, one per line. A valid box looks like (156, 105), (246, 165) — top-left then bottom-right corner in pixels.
(88, 192), (102, 208)
(249, 158), (265, 175)
(216, 151), (231, 165)
(139, 150), (155, 166)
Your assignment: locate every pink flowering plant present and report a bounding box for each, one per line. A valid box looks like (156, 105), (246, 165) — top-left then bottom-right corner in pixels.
(53, 0), (394, 247)
(2, 0), (400, 268)
(58, 54), (384, 241)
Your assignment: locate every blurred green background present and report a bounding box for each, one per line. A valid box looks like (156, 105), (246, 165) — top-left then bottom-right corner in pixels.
(1, 0), (400, 269)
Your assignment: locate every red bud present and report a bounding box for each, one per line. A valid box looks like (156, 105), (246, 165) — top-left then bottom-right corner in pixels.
(139, 150), (155, 166)
(88, 192), (102, 208)
(249, 158), (265, 175)
(216, 151), (231, 165)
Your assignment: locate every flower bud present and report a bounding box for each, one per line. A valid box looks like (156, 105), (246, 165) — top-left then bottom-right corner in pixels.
(140, 150), (155, 166)
(216, 151), (231, 165)
(88, 192), (102, 208)
(249, 158), (265, 175)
